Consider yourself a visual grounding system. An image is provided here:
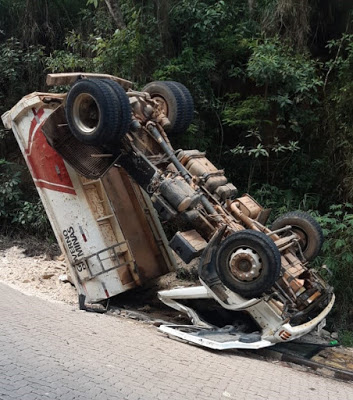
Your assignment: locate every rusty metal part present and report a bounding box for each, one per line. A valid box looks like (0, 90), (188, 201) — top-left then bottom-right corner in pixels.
(159, 177), (201, 212)
(267, 225), (292, 236)
(274, 282), (297, 307)
(228, 201), (263, 232)
(234, 194), (263, 219)
(229, 248), (262, 282)
(147, 122), (223, 223)
(274, 234), (298, 250)
(46, 72), (132, 90)
(256, 208), (271, 225)
(128, 92), (171, 130)
(214, 183), (238, 201)
(178, 230), (207, 252)
(153, 95), (168, 116)
(177, 150), (228, 193)
(228, 201), (306, 253)
(182, 210), (216, 240)
(213, 205), (244, 232)
(147, 122), (192, 183)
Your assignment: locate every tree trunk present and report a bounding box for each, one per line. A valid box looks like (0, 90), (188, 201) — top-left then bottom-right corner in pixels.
(154, 0), (174, 56)
(104, 0), (126, 30)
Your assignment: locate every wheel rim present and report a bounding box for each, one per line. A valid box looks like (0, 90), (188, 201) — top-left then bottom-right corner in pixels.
(229, 248), (262, 282)
(73, 93), (100, 135)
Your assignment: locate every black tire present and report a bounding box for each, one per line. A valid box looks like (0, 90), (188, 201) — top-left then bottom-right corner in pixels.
(166, 81), (194, 133)
(65, 78), (126, 145)
(101, 79), (132, 141)
(142, 81), (194, 134)
(216, 230), (281, 298)
(271, 211), (324, 261)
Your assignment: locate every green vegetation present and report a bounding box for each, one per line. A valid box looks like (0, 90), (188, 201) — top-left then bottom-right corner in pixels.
(0, 0), (353, 339)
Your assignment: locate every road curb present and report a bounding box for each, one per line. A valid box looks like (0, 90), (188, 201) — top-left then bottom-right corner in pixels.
(258, 347), (353, 382)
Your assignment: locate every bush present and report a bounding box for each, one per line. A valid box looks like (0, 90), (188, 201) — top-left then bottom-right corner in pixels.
(315, 204), (353, 334)
(0, 159), (50, 236)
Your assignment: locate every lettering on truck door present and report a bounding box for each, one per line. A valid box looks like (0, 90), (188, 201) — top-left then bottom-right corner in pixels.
(63, 227), (89, 280)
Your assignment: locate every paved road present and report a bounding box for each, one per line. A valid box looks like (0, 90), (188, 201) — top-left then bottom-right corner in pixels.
(0, 283), (352, 400)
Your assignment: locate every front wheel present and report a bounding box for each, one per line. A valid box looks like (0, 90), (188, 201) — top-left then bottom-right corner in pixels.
(271, 211), (324, 261)
(216, 230), (281, 299)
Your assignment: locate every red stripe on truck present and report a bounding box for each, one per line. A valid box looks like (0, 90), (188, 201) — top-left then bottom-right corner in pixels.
(26, 108), (76, 195)
(34, 180), (76, 195)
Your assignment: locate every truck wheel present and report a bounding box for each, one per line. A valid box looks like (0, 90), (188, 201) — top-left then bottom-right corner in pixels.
(271, 211), (324, 261)
(216, 230), (281, 298)
(65, 78), (129, 145)
(166, 81), (194, 133)
(101, 79), (132, 142)
(142, 81), (194, 134)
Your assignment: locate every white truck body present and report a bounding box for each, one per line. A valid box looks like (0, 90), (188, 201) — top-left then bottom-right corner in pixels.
(158, 285), (334, 349)
(2, 92), (175, 304)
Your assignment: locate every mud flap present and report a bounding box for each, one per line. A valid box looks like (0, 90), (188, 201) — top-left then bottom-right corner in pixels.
(78, 294), (109, 313)
(198, 226), (235, 303)
(198, 226), (226, 286)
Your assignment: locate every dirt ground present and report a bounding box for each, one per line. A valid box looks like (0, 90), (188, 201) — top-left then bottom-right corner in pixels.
(0, 235), (78, 305)
(0, 235), (196, 314)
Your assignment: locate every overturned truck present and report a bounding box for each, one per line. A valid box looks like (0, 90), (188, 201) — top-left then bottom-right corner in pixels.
(2, 73), (335, 350)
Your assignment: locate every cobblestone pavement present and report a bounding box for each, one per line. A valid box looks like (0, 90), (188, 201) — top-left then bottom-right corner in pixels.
(0, 283), (352, 400)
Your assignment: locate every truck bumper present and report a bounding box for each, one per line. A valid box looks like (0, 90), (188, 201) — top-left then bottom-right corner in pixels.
(269, 293), (336, 343)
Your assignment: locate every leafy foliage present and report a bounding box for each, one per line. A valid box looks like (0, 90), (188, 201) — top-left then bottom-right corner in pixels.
(321, 33), (353, 201)
(314, 204), (353, 333)
(252, 184), (321, 219)
(0, 39), (45, 108)
(0, 160), (22, 217)
(0, 160), (50, 235)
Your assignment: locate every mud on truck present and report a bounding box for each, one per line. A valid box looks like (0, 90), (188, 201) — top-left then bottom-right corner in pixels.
(2, 73), (335, 350)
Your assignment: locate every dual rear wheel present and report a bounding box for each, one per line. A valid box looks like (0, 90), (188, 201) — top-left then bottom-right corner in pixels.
(65, 78), (131, 146)
(65, 79), (194, 146)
